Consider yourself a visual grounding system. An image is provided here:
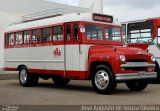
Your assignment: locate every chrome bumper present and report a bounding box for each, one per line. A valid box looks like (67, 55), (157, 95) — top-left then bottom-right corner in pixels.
(115, 72), (157, 81)
(121, 62), (155, 68)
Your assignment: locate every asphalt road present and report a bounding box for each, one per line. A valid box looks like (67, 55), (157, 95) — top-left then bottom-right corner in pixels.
(0, 79), (160, 105)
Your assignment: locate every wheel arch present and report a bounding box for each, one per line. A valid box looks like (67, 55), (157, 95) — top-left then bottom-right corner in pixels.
(88, 61), (113, 79)
(17, 65), (27, 71)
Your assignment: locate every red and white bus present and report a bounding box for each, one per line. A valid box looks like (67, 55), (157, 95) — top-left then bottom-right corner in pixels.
(4, 12), (157, 94)
(122, 18), (160, 82)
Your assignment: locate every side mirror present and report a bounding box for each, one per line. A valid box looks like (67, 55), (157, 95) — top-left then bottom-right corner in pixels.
(80, 27), (85, 33)
(123, 40), (128, 45)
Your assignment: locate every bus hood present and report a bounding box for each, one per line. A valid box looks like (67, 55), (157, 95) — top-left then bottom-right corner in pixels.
(89, 45), (151, 57)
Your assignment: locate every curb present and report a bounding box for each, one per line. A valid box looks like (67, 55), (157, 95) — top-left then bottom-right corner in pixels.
(0, 73), (18, 80)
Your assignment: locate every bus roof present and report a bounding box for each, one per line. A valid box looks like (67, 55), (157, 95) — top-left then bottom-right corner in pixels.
(122, 17), (160, 24)
(6, 12), (121, 32)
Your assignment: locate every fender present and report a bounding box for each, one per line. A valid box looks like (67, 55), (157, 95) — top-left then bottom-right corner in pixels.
(87, 45), (121, 78)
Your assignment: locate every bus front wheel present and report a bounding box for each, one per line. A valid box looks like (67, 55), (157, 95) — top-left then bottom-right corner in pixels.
(91, 65), (117, 94)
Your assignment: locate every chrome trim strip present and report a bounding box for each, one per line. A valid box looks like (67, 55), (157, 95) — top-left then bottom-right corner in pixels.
(115, 72), (157, 81)
(5, 60), (64, 62)
(121, 62), (155, 68)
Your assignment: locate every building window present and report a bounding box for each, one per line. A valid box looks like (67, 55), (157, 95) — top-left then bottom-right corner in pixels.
(74, 24), (79, 41)
(127, 21), (153, 43)
(8, 33), (15, 45)
(32, 29), (41, 43)
(15, 32), (23, 45)
(53, 26), (63, 41)
(42, 27), (51, 42)
(24, 31), (31, 44)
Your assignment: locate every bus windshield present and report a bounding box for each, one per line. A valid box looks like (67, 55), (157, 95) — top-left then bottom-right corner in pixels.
(127, 21), (153, 44)
(85, 24), (121, 42)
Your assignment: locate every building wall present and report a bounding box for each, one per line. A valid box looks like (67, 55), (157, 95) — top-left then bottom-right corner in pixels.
(0, 12), (22, 68)
(79, 0), (103, 13)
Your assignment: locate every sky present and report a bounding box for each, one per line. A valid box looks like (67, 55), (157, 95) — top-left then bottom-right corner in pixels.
(46, 0), (160, 22)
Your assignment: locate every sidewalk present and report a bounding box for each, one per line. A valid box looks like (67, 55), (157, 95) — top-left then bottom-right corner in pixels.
(0, 70), (18, 80)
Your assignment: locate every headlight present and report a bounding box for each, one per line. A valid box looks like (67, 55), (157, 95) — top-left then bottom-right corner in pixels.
(120, 55), (126, 62)
(151, 56), (156, 62)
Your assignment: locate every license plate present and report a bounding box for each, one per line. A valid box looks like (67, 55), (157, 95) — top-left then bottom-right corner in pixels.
(147, 67), (155, 72)
(138, 72), (146, 76)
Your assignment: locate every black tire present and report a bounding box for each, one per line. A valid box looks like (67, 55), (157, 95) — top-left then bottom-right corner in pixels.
(52, 76), (71, 86)
(91, 65), (117, 94)
(126, 80), (148, 91)
(152, 63), (160, 83)
(19, 66), (39, 87)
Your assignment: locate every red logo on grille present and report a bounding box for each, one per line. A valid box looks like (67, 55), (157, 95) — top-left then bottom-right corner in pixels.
(53, 48), (61, 58)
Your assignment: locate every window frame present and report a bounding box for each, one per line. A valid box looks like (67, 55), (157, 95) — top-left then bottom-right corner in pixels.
(15, 32), (23, 45)
(52, 25), (64, 42)
(42, 27), (52, 42)
(84, 23), (121, 42)
(7, 33), (15, 46)
(85, 24), (104, 41)
(24, 30), (32, 44)
(32, 29), (41, 44)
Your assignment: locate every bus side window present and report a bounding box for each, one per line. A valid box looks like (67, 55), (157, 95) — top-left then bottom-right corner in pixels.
(24, 31), (31, 44)
(42, 27), (51, 42)
(32, 29), (41, 43)
(16, 32), (23, 45)
(105, 27), (111, 40)
(74, 24), (79, 41)
(53, 26), (58, 41)
(57, 26), (63, 41)
(66, 24), (71, 41)
(8, 33), (15, 45)
(53, 26), (63, 41)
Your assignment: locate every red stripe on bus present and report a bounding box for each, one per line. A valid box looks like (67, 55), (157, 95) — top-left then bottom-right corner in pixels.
(5, 68), (88, 79)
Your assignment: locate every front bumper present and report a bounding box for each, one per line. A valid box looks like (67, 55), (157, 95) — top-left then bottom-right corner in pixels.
(121, 62), (155, 68)
(115, 72), (157, 81)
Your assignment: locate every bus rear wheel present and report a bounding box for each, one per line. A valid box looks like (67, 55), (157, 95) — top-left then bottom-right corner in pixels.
(92, 65), (117, 94)
(126, 80), (148, 91)
(19, 66), (39, 87)
(52, 76), (71, 86)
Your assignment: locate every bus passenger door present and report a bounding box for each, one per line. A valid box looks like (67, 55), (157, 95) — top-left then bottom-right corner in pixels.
(64, 23), (80, 78)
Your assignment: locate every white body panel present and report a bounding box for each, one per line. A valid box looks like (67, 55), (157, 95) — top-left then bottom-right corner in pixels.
(148, 44), (160, 66)
(4, 45), (92, 72)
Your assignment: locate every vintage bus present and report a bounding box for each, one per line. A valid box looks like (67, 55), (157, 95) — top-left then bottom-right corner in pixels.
(122, 18), (160, 82)
(4, 12), (157, 94)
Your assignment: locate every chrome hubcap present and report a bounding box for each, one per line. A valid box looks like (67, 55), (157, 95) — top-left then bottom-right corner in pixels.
(20, 69), (27, 84)
(95, 70), (109, 90)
